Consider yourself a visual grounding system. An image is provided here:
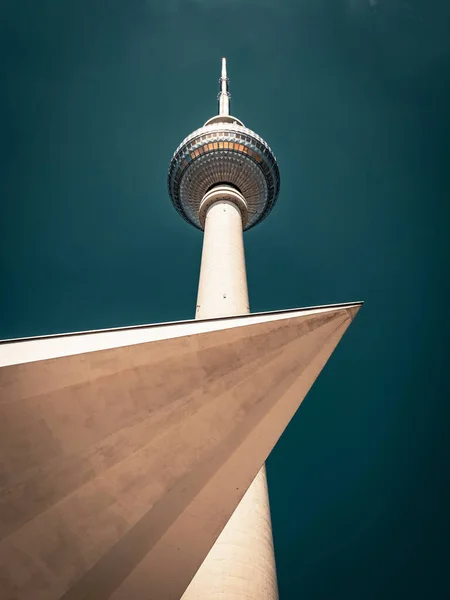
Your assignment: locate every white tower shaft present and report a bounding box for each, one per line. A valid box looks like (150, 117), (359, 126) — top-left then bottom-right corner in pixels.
(182, 188), (279, 599)
(196, 199), (249, 318)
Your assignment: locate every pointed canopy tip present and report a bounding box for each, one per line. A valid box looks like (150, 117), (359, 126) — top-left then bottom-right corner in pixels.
(346, 301), (364, 321)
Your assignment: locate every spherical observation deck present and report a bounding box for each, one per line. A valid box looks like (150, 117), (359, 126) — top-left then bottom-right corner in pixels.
(167, 61), (280, 231)
(168, 121), (280, 231)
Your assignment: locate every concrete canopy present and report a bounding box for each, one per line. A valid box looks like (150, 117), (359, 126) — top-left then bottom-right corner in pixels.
(0, 302), (361, 600)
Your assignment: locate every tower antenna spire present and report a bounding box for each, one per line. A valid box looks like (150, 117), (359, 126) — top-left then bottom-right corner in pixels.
(218, 57), (230, 116)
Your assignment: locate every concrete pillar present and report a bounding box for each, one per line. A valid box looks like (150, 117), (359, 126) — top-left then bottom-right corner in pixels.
(195, 198), (249, 319)
(183, 187), (278, 600)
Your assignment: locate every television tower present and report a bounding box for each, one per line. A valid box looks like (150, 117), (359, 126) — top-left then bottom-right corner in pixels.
(168, 58), (281, 599)
(0, 58), (362, 600)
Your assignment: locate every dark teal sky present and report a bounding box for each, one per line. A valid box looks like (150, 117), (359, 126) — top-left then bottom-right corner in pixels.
(1, 1), (449, 598)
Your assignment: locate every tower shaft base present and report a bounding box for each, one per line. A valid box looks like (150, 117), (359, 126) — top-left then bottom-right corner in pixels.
(181, 466), (278, 599)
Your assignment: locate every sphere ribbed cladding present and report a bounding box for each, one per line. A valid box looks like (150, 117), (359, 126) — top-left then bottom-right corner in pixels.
(168, 65), (280, 231)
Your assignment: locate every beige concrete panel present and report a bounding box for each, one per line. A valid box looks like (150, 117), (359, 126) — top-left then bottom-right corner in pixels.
(0, 306), (360, 600)
(93, 309), (356, 600)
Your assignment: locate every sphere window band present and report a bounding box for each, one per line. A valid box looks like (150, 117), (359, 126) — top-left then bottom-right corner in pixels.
(188, 140), (262, 162)
(182, 135), (268, 165)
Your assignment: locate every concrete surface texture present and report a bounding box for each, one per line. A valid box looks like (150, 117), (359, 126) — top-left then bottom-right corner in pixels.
(0, 303), (360, 599)
(181, 464), (278, 600)
(196, 198), (250, 320)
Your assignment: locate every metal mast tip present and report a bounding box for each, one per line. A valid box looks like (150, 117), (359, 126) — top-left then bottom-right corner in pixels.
(218, 57), (230, 116)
